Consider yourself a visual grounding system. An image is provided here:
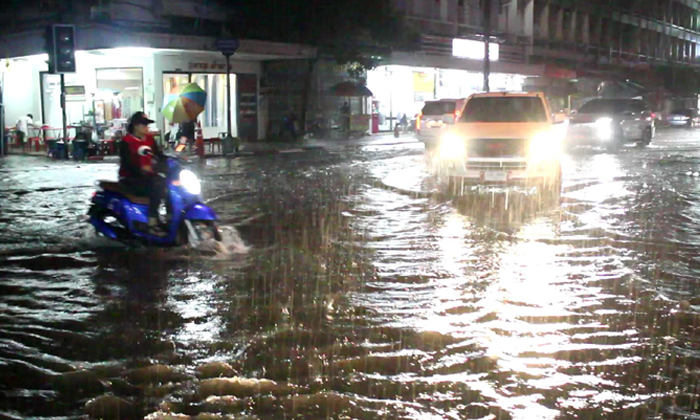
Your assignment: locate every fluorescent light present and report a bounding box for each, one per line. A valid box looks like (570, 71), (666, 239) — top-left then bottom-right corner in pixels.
(452, 38), (499, 61)
(124, 86), (140, 90)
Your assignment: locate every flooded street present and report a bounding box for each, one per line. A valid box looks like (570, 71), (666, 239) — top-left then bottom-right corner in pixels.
(2, 130), (700, 419)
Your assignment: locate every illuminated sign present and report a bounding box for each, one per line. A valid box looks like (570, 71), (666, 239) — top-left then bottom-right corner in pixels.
(452, 38), (499, 61)
(64, 85), (85, 95)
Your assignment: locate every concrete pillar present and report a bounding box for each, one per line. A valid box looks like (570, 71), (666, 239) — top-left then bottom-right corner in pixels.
(523, 0), (534, 38)
(538, 2), (549, 39)
(555, 7), (564, 40)
(632, 27), (641, 55)
(590, 14), (601, 46)
(492, 0), (504, 33)
(440, 0), (449, 22)
(462, 0), (472, 26)
(567, 11), (577, 43)
(507, 0), (521, 35)
(581, 13), (590, 45)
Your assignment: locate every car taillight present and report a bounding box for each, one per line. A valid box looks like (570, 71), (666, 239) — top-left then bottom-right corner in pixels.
(651, 113), (656, 119)
(417, 112), (422, 130)
(454, 109), (461, 121)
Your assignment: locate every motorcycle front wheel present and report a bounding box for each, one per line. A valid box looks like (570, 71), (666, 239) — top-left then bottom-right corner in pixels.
(180, 220), (222, 246)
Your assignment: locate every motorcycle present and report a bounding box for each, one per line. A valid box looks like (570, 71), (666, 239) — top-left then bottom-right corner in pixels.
(88, 143), (221, 247)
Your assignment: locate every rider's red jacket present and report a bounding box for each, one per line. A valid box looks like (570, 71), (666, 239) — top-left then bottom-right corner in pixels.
(118, 133), (161, 180)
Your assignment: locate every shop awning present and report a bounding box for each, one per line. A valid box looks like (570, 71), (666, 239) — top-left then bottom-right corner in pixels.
(328, 81), (373, 97)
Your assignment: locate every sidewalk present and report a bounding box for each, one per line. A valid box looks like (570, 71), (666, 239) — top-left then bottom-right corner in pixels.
(218, 133), (422, 157)
(3, 133), (424, 161)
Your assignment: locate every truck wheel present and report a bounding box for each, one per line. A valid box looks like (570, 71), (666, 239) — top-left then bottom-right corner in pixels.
(639, 127), (652, 147)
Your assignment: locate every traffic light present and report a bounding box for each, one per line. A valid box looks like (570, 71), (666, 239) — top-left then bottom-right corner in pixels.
(46, 24), (76, 74)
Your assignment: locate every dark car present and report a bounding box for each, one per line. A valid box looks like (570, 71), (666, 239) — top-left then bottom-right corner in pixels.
(666, 108), (700, 127)
(565, 99), (655, 152)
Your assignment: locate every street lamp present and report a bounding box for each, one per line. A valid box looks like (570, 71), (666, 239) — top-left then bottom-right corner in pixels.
(215, 39), (240, 156)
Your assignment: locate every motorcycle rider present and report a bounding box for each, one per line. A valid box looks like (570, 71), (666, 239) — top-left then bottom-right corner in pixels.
(119, 112), (168, 236)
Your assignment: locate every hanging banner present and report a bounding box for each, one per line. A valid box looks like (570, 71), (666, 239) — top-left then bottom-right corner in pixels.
(413, 71), (434, 93)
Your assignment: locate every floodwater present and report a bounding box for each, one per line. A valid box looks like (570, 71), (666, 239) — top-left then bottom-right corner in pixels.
(2, 130), (700, 419)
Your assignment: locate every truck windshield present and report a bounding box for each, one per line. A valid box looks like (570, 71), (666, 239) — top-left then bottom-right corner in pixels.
(461, 97), (547, 123)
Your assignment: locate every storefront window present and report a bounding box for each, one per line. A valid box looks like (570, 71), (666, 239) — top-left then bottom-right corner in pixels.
(95, 68), (144, 122)
(192, 74), (235, 132)
(162, 72), (236, 138)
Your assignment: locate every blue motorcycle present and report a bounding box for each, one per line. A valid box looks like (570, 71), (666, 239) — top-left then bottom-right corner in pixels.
(88, 148), (220, 246)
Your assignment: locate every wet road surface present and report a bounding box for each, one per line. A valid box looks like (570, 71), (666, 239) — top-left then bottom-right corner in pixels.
(2, 130), (700, 419)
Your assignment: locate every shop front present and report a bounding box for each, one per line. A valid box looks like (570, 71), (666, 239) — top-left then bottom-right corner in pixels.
(366, 65), (528, 131)
(1, 48), (263, 147)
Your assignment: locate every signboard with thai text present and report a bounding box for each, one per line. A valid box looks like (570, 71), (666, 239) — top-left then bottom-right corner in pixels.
(189, 62), (227, 71)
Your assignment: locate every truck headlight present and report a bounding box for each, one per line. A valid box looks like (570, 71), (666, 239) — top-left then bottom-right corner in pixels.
(595, 118), (613, 141)
(179, 169), (201, 195)
(529, 131), (560, 161)
(439, 133), (466, 158)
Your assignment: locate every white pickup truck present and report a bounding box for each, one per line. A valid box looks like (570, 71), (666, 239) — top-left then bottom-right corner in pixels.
(436, 92), (565, 197)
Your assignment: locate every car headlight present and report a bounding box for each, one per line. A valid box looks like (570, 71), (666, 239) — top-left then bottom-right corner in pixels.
(595, 118), (613, 140)
(439, 133), (466, 158)
(529, 131), (561, 162)
(179, 169), (201, 195)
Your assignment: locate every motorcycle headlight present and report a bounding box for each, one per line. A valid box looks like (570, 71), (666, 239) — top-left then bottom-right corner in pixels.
(179, 169), (201, 195)
(595, 118), (613, 141)
(439, 133), (466, 158)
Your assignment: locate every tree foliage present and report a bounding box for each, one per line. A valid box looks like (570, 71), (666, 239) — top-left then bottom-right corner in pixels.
(227, 0), (419, 74)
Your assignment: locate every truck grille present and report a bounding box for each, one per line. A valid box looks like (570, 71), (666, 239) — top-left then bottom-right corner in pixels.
(465, 161), (528, 170)
(467, 138), (528, 158)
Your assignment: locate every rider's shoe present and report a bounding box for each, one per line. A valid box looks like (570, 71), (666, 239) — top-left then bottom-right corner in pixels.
(148, 218), (168, 237)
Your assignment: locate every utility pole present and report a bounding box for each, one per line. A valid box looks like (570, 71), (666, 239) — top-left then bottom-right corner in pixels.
(0, 79), (4, 157)
(483, 0), (491, 92)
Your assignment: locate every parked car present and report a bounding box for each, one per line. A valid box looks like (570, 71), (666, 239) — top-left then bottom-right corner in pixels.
(666, 108), (700, 127)
(436, 92), (564, 197)
(565, 98), (655, 152)
(416, 99), (467, 149)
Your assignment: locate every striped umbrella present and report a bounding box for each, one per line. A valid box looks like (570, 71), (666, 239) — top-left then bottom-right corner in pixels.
(162, 83), (207, 123)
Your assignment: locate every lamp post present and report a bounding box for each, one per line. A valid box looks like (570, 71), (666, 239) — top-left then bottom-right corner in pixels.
(215, 39), (240, 156)
(483, 0), (491, 92)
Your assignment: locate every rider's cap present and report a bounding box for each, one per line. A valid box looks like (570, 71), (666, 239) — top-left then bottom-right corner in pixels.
(130, 111), (154, 126)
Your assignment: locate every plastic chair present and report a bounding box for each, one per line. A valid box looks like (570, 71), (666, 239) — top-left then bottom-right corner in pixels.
(209, 135), (223, 153)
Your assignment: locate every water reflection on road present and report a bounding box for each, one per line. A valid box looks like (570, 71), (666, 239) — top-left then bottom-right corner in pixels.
(2, 130), (700, 419)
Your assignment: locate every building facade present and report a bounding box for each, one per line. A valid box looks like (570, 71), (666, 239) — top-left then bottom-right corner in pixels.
(385, 0), (700, 113)
(395, 0), (700, 70)
(0, 0), (316, 141)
